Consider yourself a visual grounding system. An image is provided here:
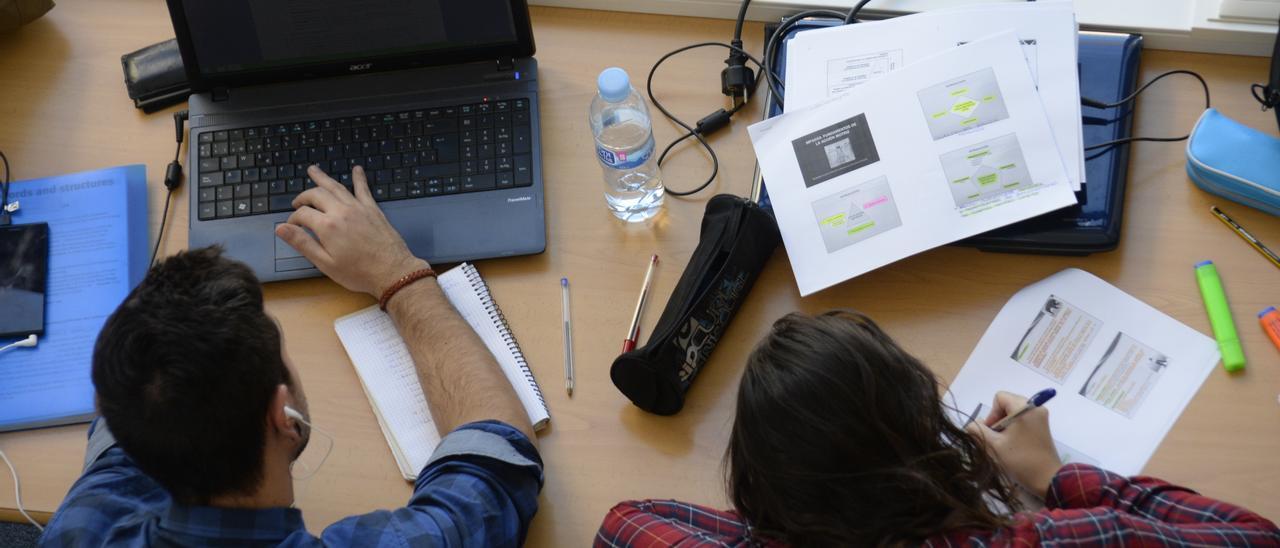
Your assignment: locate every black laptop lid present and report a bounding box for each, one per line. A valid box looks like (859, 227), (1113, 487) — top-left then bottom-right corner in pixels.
(166, 0), (535, 92)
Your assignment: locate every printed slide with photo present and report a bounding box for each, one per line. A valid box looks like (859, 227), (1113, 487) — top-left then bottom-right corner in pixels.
(1079, 333), (1169, 418)
(940, 133), (1034, 211)
(790, 114), (880, 188)
(825, 49), (905, 97)
(917, 67), (1010, 140)
(1010, 295), (1102, 383)
(810, 176), (902, 253)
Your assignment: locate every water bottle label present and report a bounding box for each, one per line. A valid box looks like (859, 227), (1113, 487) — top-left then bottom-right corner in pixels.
(596, 136), (654, 170)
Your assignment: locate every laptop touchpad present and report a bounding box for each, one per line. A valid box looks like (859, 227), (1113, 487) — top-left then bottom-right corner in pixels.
(273, 223), (316, 272)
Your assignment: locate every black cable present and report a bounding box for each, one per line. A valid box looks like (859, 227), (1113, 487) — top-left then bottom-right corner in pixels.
(761, 9), (849, 107)
(732, 0), (751, 42)
(1083, 70), (1211, 151)
(646, 41), (766, 196)
(649, 4), (863, 197)
(1252, 83), (1276, 108)
(152, 110), (188, 266)
(843, 0), (874, 24)
(0, 149), (10, 227)
(149, 188), (173, 267)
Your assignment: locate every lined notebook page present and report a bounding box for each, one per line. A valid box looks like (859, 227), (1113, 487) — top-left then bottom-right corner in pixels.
(437, 264), (550, 429)
(334, 308), (439, 478)
(334, 263), (548, 480)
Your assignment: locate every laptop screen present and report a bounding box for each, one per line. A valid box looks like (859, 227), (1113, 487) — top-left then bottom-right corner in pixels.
(178, 0), (521, 77)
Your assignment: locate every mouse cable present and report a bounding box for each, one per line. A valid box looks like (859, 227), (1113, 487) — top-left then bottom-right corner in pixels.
(152, 110), (188, 267)
(1082, 70), (1210, 151)
(0, 447), (42, 532)
(0, 148), (11, 227)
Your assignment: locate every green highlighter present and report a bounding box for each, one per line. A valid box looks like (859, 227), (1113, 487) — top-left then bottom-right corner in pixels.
(1194, 260), (1246, 372)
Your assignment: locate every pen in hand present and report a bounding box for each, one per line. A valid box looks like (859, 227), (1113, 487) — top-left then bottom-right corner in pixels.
(991, 388), (1056, 432)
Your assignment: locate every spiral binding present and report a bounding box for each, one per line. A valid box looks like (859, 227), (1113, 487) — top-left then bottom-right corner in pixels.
(462, 264), (548, 410)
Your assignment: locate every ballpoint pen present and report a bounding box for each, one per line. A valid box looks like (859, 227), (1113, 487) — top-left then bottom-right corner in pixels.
(991, 388), (1056, 432)
(622, 254), (659, 353)
(561, 278), (574, 397)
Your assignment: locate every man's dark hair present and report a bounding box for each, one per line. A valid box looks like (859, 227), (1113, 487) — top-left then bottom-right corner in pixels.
(726, 311), (1021, 546)
(93, 246), (291, 504)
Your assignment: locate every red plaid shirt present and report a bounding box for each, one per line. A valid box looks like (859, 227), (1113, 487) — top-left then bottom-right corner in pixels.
(595, 464), (1280, 547)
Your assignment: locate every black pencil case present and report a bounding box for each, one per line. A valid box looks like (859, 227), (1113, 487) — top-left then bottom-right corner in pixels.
(610, 195), (780, 415)
(121, 39), (190, 113)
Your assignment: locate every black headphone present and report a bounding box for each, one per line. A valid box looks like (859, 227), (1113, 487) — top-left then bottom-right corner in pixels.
(1252, 13), (1280, 132)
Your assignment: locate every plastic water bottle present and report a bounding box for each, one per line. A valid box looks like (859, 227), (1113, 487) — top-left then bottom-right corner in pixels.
(590, 67), (664, 222)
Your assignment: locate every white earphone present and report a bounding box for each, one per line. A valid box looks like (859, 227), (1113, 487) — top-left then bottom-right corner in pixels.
(0, 335), (38, 355)
(282, 405), (334, 482)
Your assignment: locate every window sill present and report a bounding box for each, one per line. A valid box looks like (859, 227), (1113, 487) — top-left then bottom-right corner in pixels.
(529, 0), (1278, 57)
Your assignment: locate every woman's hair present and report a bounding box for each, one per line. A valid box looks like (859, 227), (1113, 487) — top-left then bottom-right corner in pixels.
(726, 310), (1021, 547)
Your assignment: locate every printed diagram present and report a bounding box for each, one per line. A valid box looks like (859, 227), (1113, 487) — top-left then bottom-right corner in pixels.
(790, 114), (881, 188)
(1010, 295), (1101, 383)
(918, 67), (1011, 140)
(957, 39), (1040, 87)
(810, 176), (902, 253)
(825, 49), (904, 97)
(940, 134), (1035, 211)
(1079, 333), (1168, 418)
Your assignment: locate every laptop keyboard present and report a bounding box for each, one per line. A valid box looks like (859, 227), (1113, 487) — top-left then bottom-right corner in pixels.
(194, 98), (534, 221)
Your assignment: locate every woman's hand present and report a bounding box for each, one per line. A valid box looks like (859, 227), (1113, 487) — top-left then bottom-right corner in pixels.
(966, 391), (1064, 498)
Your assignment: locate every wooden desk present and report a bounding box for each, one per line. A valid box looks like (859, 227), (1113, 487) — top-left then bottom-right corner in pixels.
(1, 1), (1277, 543)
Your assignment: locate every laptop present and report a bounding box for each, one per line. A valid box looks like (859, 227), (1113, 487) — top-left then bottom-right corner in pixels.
(167, 0), (547, 282)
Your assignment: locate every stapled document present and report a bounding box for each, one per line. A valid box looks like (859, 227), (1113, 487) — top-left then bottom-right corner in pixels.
(750, 32), (1076, 296)
(784, 0), (1085, 190)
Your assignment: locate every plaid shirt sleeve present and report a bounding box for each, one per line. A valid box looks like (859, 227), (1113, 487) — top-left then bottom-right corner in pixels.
(594, 500), (769, 548)
(596, 465), (1280, 548)
(1018, 463), (1280, 546)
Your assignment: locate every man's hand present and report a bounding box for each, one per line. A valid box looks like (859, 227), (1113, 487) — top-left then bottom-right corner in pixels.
(966, 391), (1063, 499)
(275, 165), (429, 297)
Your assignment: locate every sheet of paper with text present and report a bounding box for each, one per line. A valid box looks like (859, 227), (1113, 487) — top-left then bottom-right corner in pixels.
(750, 32), (1076, 296)
(947, 269), (1220, 476)
(783, 0), (1084, 190)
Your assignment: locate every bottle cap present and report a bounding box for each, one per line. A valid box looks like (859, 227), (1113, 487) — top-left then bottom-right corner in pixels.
(597, 67), (631, 103)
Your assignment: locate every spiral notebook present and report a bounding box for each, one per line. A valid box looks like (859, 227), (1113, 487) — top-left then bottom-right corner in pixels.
(334, 263), (549, 481)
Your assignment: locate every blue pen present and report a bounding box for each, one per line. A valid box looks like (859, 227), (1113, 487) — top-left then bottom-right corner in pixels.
(991, 388), (1056, 432)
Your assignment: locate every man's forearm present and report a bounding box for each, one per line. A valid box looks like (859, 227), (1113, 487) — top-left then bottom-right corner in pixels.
(386, 277), (536, 443)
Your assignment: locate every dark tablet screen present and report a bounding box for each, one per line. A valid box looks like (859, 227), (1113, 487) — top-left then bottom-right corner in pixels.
(0, 223), (49, 338)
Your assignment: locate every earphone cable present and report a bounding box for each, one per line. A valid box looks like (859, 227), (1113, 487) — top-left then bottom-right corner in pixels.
(0, 447), (43, 532)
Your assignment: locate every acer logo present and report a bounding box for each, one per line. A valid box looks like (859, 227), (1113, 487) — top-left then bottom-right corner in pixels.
(348, 63), (373, 71)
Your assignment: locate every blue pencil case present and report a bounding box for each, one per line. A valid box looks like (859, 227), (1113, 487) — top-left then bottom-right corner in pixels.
(1186, 108), (1280, 216)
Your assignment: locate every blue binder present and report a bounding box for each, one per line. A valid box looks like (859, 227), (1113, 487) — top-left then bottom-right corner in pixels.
(764, 21), (1143, 255)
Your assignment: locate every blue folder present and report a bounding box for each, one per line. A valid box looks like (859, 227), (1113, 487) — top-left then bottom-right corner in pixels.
(0, 165), (148, 431)
(764, 21), (1143, 255)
